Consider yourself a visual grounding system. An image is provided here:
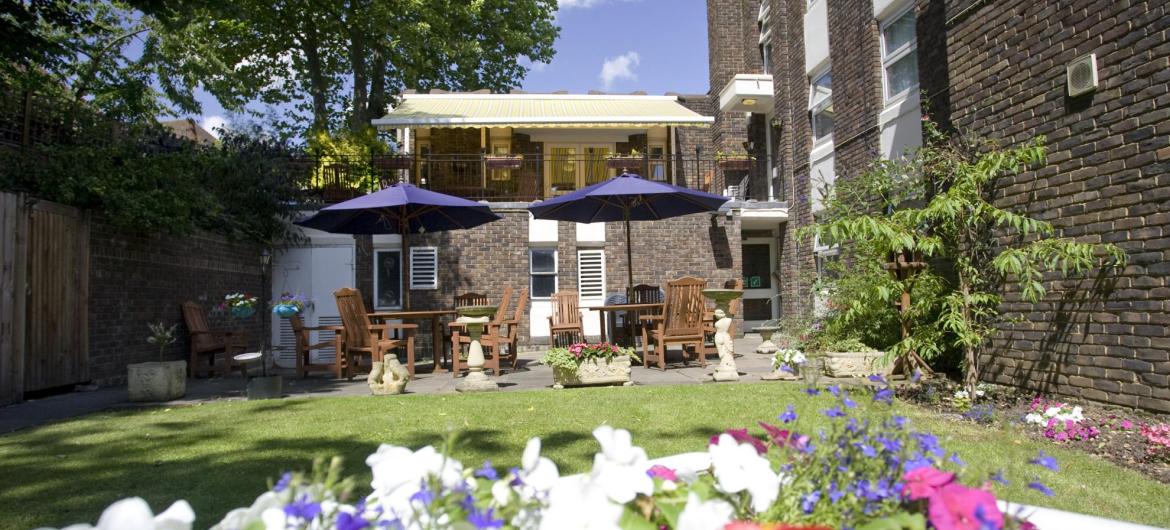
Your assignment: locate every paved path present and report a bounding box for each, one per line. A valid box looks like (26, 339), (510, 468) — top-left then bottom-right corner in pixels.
(0, 337), (785, 433)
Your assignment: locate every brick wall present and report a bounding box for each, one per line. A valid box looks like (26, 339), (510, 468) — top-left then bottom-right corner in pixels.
(825, 0), (882, 180)
(89, 220), (263, 385)
(707, 0), (756, 155)
(942, 0), (1170, 412)
(674, 94), (716, 189)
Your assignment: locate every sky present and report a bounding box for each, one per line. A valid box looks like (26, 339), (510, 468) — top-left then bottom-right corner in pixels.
(191, 0), (711, 137)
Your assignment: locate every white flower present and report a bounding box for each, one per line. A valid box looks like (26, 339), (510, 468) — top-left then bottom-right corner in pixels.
(589, 426), (653, 503)
(791, 351), (807, 365)
(517, 437), (560, 500)
(41, 498), (195, 530)
(1043, 406), (1063, 417)
(538, 477), (623, 530)
(953, 390), (969, 399)
(974, 389), (986, 397)
(676, 492), (735, 530)
(492, 479), (514, 507)
(211, 492), (283, 530)
(708, 433), (780, 513)
(365, 444), (464, 520)
(1023, 413), (1045, 425)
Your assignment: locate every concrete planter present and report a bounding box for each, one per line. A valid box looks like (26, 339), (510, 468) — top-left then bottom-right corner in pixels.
(552, 355), (634, 389)
(246, 375), (283, 400)
(127, 361), (187, 402)
(822, 351), (892, 378)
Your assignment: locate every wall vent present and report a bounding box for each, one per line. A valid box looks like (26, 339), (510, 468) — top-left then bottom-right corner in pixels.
(1067, 54), (1098, 97)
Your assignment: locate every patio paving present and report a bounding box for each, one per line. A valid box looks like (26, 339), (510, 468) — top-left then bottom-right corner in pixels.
(0, 336), (783, 433)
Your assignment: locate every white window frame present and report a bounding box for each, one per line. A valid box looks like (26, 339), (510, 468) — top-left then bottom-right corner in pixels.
(576, 249), (606, 304)
(880, 4), (919, 102)
(648, 143), (667, 181)
(408, 246), (438, 290)
(809, 67), (834, 145)
(529, 247), (558, 300)
(758, 2), (772, 72)
(372, 248), (403, 310)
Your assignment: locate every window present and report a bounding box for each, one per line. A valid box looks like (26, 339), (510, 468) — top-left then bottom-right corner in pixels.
(758, 2), (772, 73)
(530, 248), (558, 299)
(648, 145), (666, 181)
(409, 247), (438, 290)
(489, 141), (512, 182)
(373, 249), (402, 309)
(881, 6), (919, 101)
(761, 42), (773, 73)
(577, 250), (605, 303)
(809, 69), (834, 142)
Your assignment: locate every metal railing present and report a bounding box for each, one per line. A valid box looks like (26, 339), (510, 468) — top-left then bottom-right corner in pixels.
(277, 153), (780, 205)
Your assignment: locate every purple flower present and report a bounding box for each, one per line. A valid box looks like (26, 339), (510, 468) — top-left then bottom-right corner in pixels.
(475, 460), (499, 480)
(1028, 480), (1055, 496)
(801, 490), (821, 514)
(780, 363), (795, 374)
(912, 369), (923, 383)
(858, 443), (877, 458)
(779, 404), (798, 423)
(273, 472), (292, 493)
(284, 495), (322, 520)
(823, 406), (846, 418)
(336, 512), (370, 530)
(468, 507), (504, 529)
(410, 483), (434, 505)
(828, 385), (842, 397)
(949, 452), (966, 467)
(842, 396), (858, 409)
(508, 467), (524, 487)
(1029, 451), (1059, 472)
(868, 374), (887, 384)
(804, 386), (821, 396)
(990, 470), (1009, 485)
(874, 387), (894, 405)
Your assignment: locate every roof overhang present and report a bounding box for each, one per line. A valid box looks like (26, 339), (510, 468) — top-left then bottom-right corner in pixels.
(373, 93), (714, 129)
(718, 74), (775, 114)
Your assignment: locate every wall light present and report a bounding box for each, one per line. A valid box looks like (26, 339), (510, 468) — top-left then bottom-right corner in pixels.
(741, 98), (757, 106)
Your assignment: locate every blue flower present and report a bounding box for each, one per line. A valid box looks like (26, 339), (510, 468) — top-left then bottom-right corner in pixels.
(284, 495), (322, 520)
(949, 452), (966, 467)
(842, 396), (858, 408)
(801, 490), (821, 514)
(779, 404), (798, 423)
(990, 470), (1009, 485)
(804, 386), (821, 396)
(273, 472), (292, 493)
(468, 507), (505, 529)
(867, 374), (887, 384)
(828, 384), (842, 397)
(780, 363), (795, 374)
(475, 460), (499, 480)
(873, 387), (894, 404)
(508, 467), (524, 487)
(858, 443), (877, 458)
(823, 406), (846, 418)
(875, 435), (901, 453)
(890, 415), (908, 429)
(1028, 480), (1055, 497)
(410, 483), (434, 505)
(336, 512), (370, 530)
(1029, 450), (1059, 472)
(911, 369), (922, 383)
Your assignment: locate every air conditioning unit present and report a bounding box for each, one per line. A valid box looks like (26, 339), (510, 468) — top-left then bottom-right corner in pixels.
(1067, 53), (1099, 97)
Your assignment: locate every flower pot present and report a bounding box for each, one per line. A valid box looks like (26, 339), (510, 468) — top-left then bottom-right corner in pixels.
(272, 304), (300, 318)
(717, 158), (752, 171)
(246, 375), (283, 400)
(230, 305), (256, 319)
(373, 155), (413, 170)
(484, 155), (523, 170)
(552, 355), (634, 389)
(822, 351), (892, 378)
(127, 361), (187, 402)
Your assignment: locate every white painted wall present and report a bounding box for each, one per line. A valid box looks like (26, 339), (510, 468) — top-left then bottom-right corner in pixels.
(270, 241), (355, 367)
(529, 214), (558, 243)
(804, 0), (830, 75)
(809, 142), (836, 213)
(873, 0), (912, 20)
(879, 92), (923, 160)
(576, 222), (605, 243)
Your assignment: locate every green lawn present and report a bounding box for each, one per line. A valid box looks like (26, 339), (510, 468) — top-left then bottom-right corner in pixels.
(2, 383), (1169, 530)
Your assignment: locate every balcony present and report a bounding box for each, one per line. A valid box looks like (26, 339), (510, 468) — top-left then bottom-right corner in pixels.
(280, 153), (780, 206)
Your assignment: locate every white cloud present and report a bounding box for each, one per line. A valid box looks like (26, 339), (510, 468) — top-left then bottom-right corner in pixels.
(559, 0), (603, 7)
(599, 51), (640, 89)
(200, 115), (229, 139)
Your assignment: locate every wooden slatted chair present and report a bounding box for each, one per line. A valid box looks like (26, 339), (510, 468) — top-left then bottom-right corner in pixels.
(702, 279), (744, 359)
(627, 284), (663, 346)
(641, 277), (708, 370)
(333, 287), (417, 379)
(548, 290), (585, 347)
(450, 287), (513, 376)
(289, 314), (340, 378)
(180, 301), (246, 377)
(496, 288), (529, 370)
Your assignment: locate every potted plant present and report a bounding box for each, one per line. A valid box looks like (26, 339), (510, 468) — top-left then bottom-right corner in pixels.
(763, 347), (807, 381)
(716, 150), (752, 170)
(606, 149), (644, 170)
(221, 293), (258, 319)
(271, 292), (311, 318)
(542, 342), (639, 389)
(127, 322), (186, 402)
(484, 153), (523, 170)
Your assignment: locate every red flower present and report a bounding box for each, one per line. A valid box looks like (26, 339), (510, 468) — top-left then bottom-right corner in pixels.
(646, 464), (678, 482)
(710, 428), (768, 455)
(902, 466), (955, 500)
(757, 422), (797, 448)
(926, 483), (1003, 530)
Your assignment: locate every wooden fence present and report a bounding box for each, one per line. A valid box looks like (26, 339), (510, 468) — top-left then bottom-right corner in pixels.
(0, 192), (89, 404)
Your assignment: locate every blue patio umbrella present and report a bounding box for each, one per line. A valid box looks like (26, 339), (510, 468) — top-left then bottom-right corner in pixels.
(296, 182), (502, 308)
(527, 172), (730, 291)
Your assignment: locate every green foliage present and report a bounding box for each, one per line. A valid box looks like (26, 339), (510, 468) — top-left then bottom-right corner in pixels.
(145, 322), (177, 362)
(800, 121), (1127, 392)
(857, 512), (926, 530)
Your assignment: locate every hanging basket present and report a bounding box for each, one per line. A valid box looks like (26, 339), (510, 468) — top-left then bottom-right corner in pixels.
(230, 305), (256, 319)
(272, 304), (301, 318)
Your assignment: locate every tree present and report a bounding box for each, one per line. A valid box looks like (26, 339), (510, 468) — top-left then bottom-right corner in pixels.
(804, 122), (1126, 394)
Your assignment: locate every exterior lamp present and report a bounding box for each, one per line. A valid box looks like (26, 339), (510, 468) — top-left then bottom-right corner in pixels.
(260, 248), (271, 267)
(741, 98), (757, 106)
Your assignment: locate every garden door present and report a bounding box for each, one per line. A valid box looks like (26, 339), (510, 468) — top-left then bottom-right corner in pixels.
(544, 144), (613, 197)
(740, 237), (778, 330)
(270, 244), (354, 368)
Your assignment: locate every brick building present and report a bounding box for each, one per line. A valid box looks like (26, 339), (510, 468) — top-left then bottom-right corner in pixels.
(708, 0), (1170, 411)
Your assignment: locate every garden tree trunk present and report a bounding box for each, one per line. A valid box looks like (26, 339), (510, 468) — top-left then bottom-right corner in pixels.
(347, 0), (369, 133)
(960, 277), (979, 396)
(367, 52), (389, 126)
(302, 28), (329, 131)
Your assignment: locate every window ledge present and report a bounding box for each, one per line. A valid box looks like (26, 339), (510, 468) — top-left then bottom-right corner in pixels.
(880, 90), (921, 127)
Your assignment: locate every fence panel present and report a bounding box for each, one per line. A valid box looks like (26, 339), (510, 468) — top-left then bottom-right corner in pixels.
(0, 192), (27, 404)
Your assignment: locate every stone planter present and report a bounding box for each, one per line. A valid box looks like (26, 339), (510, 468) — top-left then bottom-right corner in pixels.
(127, 361), (187, 402)
(246, 375), (283, 400)
(552, 355), (634, 389)
(822, 351), (892, 378)
(753, 325), (781, 354)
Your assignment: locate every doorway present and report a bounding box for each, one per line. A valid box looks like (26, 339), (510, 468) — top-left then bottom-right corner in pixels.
(544, 144), (613, 196)
(741, 237), (779, 330)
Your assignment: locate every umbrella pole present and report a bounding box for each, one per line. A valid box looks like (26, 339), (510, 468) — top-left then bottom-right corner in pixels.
(624, 209), (634, 297)
(401, 221), (411, 310)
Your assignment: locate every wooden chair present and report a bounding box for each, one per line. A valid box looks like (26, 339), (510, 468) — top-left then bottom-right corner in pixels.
(626, 284), (663, 346)
(702, 279), (744, 359)
(548, 290), (585, 347)
(442, 291), (490, 369)
(450, 287), (513, 376)
(290, 314), (340, 378)
(180, 302), (245, 377)
(641, 277), (708, 370)
(333, 287), (417, 379)
(496, 288), (529, 370)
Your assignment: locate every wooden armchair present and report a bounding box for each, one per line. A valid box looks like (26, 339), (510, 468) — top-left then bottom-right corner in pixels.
(626, 284), (663, 345)
(641, 277), (707, 370)
(548, 290), (585, 347)
(497, 288), (529, 370)
(334, 287), (417, 379)
(181, 301), (246, 377)
(702, 279), (743, 359)
(290, 315), (340, 378)
(450, 287), (513, 376)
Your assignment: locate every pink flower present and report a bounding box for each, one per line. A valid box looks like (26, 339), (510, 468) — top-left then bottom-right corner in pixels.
(1121, 419), (1133, 430)
(757, 422), (797, 448)
(926, 483), (1003, 530)
(709, 428), (768, 455)
(901, 467), (956, 500)
(646, 464), (678, 482)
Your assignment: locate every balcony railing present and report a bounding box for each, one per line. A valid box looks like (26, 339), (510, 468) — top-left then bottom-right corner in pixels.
(279, 153), (781, 205)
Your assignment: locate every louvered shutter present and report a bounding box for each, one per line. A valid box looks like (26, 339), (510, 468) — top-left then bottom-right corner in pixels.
(578, 249), (606, 304)
(410, 247), (438, 289)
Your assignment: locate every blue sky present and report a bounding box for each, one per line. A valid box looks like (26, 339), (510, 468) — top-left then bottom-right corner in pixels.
(192, 0), (710, 136)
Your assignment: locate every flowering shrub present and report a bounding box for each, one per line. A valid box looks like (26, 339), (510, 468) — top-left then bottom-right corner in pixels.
(541, 342), (638, 371)
(962, 404), (995, 426)
(1140, 424), (1170, 460)
(1023, 397), (1097, 442)
(43, 382), (1052, 530)
(771, 348), (807, 374)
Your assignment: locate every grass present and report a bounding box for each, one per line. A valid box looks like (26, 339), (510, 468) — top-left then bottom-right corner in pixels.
(2, 382), (1169, 529)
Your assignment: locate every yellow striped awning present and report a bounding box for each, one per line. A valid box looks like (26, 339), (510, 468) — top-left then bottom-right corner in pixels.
(372, 93), (714, 129)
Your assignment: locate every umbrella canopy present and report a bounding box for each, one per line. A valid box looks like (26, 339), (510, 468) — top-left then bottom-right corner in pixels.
(296, 182), (502, 308)
(528, 173), (729, 291)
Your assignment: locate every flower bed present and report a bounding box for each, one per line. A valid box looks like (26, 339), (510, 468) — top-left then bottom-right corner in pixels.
(47, 378), (1078, 530)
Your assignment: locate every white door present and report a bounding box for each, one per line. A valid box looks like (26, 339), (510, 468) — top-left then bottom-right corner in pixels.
(740, 237), (779, 330)
(270, 245), (355, 367)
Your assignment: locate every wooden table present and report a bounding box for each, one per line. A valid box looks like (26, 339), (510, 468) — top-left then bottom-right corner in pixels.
(369, 309), (457, 373)
(584, 302), (663, 344)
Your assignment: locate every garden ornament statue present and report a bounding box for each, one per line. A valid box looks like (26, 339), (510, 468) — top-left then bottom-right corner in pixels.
(703, 288), (743, 382)
(454, 304), (499, 393)
(367, 358), (409, 395)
